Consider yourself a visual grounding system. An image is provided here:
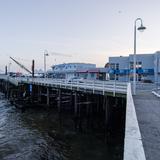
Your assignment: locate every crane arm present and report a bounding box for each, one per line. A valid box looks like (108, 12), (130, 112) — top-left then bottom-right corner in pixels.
(10, 57), (32, 74)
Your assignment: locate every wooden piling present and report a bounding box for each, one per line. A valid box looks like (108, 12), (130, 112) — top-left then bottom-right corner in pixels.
(104, 96), (109, 143)
(58, 89), (61, 113)
(86, 95), (90, 116)
(74, 92), (78, 117)
(74, 92), (79, 131)
(47, 87), (50, 106)
(38, 85), (42, 103)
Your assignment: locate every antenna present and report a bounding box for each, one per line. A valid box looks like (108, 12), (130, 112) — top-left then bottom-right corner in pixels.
(10, 57), (32, 74)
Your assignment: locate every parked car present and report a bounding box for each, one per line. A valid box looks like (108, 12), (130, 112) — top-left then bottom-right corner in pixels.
(142, 79), (153, 83)
(67, 77), (84, 83)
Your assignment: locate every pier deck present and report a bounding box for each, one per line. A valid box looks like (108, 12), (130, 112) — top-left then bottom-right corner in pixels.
(0, 75), (127, 96)
(133, 88), (160, 160)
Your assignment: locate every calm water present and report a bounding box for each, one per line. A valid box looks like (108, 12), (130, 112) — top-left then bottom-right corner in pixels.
(0, 93), (124, 160)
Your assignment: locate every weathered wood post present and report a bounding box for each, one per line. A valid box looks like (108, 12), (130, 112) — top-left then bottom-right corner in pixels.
(58, 89), (61, 113)
(74, 92), (78, 116)
(7, 79), (10, 99)
(96, 95), (99, 113)
(86, 95), (90, 116)
(74, 92), (78, 130)
(38, 85), (42, 103)
(4, 80), (8, 98)
(57, 89), (62, 129)
(78, 93), (82, 132)
(104, 96), (109, 143)
(86, 94), (90, 129)
(47, 87), (50, 106)
(69, 92), (72, 108)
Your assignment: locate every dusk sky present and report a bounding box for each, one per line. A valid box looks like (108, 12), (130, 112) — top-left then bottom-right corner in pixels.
(0, 0), (160, 72)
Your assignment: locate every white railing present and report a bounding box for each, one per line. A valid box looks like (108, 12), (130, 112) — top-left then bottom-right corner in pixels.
(0, 75), (127, 95)
(124, 83), (146, 160)
(0, 75), (19, 86)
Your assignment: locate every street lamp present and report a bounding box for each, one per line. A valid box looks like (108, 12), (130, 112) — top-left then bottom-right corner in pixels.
(133, 18), (146, 95)
(8, 62), (12, 75)
(44, 50), (49, 78)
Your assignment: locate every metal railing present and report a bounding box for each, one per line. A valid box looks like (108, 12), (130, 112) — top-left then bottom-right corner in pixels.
(0, 75), (127, 95)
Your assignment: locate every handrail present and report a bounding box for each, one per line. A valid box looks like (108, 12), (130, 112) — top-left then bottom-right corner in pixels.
(0, 75), (127, 95)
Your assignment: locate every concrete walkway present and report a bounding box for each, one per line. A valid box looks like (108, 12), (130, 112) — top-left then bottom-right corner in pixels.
(133, 91), (160, 160)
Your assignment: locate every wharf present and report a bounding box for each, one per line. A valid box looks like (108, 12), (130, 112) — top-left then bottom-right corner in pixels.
(0, 75), (127, 96)
(133, 87), (160, 160)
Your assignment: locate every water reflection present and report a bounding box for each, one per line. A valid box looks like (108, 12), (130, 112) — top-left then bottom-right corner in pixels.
(0, 93), (123, 160)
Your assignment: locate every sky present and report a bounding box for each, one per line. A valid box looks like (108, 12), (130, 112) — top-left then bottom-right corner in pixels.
(0, 0), (160, 73)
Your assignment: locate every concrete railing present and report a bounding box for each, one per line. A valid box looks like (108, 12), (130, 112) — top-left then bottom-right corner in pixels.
(124, 83), (146, 160)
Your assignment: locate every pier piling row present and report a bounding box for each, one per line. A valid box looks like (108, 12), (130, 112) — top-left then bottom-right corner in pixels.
(0, 76), (127, 143)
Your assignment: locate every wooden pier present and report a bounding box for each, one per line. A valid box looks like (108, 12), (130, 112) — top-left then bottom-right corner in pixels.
(0, 75), (127, 142)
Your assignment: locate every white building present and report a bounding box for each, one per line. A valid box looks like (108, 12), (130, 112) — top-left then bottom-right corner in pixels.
(51, 63), (96, 79)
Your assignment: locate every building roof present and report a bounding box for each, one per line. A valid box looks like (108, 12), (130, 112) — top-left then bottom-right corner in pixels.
(51, 62), (96, 68)
(76, 69), (88, 73)
(76, 67), (109, 73)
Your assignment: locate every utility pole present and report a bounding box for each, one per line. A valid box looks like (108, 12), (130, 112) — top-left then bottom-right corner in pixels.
(32, 60), (35, 78)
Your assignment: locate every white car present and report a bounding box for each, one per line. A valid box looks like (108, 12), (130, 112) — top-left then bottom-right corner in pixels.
(67, 77), (84, 83)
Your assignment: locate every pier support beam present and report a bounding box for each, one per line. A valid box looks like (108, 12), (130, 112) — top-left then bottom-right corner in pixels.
(47, 87), (50, 106)
(38, 85), (42, 103)
(74, 92), (79, 131)
(58, 89), (61, 113)
(86, 95), (90, 129)
(74, 92), (83, 132)
(74, 92), (78, 117)
(7, 80), (10, 99)
(86, 95), (90, 116)
(104, 96), (109, 143)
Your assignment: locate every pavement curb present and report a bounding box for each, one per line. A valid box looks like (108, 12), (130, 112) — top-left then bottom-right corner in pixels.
(124, 83), (146, 160)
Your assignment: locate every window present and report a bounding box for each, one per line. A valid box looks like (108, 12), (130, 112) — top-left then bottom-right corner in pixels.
(136, 62), (142, 69)
(116, 63), (119, 70)
(91, 73), (94, 78)
(130, 61), (142, 69)
(138, 74), (142, 81)
(110, 63), (115, 69)
(110, 75), (114, 80)
(116, 74), (119, 80)
(130, 62), (134, 69)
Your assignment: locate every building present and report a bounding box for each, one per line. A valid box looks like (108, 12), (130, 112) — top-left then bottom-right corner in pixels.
(51, 63), (96, 79)
(77, 68), (109, 80)
(108, 51), (160, 83)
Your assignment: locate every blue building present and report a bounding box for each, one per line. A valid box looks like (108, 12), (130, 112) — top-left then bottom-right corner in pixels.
(108, 51), (160, 83)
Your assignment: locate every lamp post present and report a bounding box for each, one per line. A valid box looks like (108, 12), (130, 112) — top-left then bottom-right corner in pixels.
(133, 18), (146, 95)
(44, 50), (49, 78)
(8, 62), (12, 75)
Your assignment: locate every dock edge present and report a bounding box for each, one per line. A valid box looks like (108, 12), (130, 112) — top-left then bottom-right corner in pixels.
(123, 83), (146, 160)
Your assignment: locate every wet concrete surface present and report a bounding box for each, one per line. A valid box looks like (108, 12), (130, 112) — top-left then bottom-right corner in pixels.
(133, 90), (160, 160)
